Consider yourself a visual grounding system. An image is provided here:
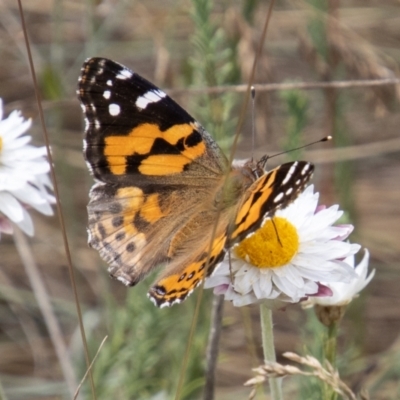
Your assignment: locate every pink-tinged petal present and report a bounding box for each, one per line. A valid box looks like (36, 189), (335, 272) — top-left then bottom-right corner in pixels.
(213, 284), (229, 296)
(0, 216), (14, 234)
(308, 283), (333, 297)
(333, 224), (354, 241)
(315, 205), (326, 213)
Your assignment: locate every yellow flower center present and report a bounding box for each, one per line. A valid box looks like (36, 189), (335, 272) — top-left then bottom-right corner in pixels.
(235, 217), (299, 268)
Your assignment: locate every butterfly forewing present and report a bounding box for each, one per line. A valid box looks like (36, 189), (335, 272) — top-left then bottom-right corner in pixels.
(229, 161), (314, 245)
(78, 57), (229, 184)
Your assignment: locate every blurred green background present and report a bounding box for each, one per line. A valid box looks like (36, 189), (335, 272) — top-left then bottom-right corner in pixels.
(0, 0), (399, 399)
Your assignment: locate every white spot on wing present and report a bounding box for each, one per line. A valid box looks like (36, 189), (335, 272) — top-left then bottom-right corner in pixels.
(85, 160), (93, 173)
(148, 295), (158, 307)
(282, 161), (298, 185)
(109, 103), (120, 116)
(107, 80), (112, 86)
(301, 163), (310, 175)
(136, 89), (167, 110)
(103, 90), (111, 99)
(116, 69), (133, 80)
(117, 276), (131, 286)
(274, 192), (284, 203)
(285, 187), (293, 195)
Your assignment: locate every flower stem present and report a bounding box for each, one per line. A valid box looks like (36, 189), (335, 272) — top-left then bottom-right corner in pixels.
(260, 304), (283, 400)
(325, 322), (338, 366)
(203, 294), (224, 400)
(323, 321), (339, 400)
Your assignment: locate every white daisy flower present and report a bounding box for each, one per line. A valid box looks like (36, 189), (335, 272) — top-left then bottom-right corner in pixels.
(0, 98), (55, 237)
(205, 185), (360, 307)
(304, 249), (374, 307)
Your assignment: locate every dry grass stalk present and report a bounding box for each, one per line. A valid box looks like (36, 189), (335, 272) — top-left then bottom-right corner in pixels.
(167, 77), (400, 96)
(73, 335), (108, 400)
(244, 351), (364, 400)
(299, 5), (400, 112)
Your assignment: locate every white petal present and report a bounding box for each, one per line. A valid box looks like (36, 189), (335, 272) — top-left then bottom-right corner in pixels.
(3, 135), (32, 150)
(0, 192), (24, 222)
(204, 274), (230, 289)
(0, 112), (31, 140)
(15, 207), (34, 236)
(9, 185), (54, 215)
(0, 100), (54, 237)
(272, 273), (298, 297)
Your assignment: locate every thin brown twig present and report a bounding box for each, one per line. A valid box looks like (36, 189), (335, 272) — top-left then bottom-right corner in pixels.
(13, 227), (77, 397)
(60, 135), (400, 171)
(16, 1), (96, 398)
(74, 336), (108, 400)
(6, 77), (398, 115)
(168, 77), (400, 95)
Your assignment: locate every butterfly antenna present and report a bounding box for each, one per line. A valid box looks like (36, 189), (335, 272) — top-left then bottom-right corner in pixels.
(260, 136), (332, 168)
(251, 86), (256, 162)
(271, 217), (283, 247)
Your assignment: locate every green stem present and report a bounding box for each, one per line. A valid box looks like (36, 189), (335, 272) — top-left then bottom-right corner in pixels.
(203, 295), (224, 400)
(325, 322), (338, 366)
(323, 321), (339, 400)
(260, 304), (283, 400)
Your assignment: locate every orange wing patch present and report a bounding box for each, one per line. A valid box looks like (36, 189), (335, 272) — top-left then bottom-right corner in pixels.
(117, 187), (168, 225)
(148, 234), (227, 307)
(104, 122), (206, 175)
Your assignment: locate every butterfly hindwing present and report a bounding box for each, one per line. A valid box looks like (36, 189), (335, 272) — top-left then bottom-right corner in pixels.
(149, 233), (227, 307)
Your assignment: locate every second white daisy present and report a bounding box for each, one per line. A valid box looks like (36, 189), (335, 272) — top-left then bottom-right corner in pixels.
(205, 185), (360, 307)
(0, 98), (55, 237)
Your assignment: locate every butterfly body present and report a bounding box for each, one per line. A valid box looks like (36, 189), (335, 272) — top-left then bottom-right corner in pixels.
(78, 58), (314, 307)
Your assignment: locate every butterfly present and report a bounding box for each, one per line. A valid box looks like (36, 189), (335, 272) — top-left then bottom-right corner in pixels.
(77, 57), (314, 307)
